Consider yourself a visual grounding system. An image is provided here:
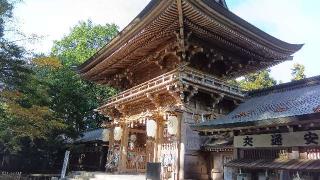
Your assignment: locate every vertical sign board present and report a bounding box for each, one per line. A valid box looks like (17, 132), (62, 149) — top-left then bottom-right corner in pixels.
(61, 150), (70, 179)
(234, 130), (320, 148)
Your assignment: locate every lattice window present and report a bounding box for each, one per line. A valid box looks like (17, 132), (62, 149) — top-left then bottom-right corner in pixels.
(241, 148), (290, 160)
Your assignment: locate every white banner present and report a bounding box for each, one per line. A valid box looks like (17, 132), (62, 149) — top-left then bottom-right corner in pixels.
(234, 130), (320, 148)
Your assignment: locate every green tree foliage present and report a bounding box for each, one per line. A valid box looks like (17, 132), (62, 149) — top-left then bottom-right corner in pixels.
(0, 89), (66, 153)
(48, 20), (119, 133)
(52, 20), (118, 66)
(0, 0), (13, 37)
(291, 63), (306, 81)
(0, 1), (68, 171)
(42, 20), (118, 134)
(0, 40), (28, 90)
(0, 4), (117, 170)
(0, 0), (27, 89)
(227, 79), (240, 87)
(0, 65), (67, 157)
(0, 17), (119, 156)
(239, 69), (277, 91)
(33, 57), (117, 135)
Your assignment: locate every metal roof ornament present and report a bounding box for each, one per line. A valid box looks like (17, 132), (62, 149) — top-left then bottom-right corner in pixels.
(214, 0), (229, 9)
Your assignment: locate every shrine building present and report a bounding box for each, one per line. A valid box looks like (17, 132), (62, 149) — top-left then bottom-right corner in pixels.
(78, 0), (302, 179)
(192, 76), (320, 180)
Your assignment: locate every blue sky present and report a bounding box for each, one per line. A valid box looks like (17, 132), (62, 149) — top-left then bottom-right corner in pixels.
(12, 0), (320, 82)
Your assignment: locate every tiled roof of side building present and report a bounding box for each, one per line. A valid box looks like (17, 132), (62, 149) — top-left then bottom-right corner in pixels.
(75, 128), (110, 143)
(192, 75), (320, 130)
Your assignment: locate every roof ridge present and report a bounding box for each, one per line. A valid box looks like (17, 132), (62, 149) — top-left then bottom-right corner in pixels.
(248, 75), (320, 97)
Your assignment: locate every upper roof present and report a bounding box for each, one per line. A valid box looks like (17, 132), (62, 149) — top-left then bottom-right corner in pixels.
(78, 0), (303, 83)
(192, 76), (320, 130)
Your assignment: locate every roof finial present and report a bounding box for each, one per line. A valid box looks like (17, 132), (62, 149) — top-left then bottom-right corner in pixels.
(214, 0), (229, 9)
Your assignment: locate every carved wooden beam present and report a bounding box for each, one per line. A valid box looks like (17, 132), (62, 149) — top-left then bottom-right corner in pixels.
(123, 69), (134, 84)
(99, 106), (122, 119)
(167, 85), (183, 105)
(182, 32), (205, 62)
(185, 86), (198, 103)
(177, 0), (186, 62)
(115, 104), (126, 117)
(146, 93), (161, 109)
(210, 93), (225, 109)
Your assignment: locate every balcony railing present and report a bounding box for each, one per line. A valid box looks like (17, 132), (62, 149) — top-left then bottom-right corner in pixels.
(103, 69), (178, 106)
(180, 67), (244, 97)
(102, 67), (244, 107)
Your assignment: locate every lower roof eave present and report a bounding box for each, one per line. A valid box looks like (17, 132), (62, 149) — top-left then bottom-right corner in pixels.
(192, 112), (320, 132)
(225, 159), (320, 172)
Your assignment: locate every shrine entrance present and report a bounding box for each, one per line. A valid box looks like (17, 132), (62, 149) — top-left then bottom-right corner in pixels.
(126, 124), (148, 172)
(118, 113), (180, 178)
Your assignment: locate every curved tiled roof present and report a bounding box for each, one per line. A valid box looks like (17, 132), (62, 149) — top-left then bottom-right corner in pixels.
(75, 129), (110, 143)
(225, 159), (320, 171)
(78, 0), (303, 82)
(193, 76), (320, 130)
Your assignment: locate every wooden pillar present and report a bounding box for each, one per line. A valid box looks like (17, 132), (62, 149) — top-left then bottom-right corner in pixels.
(155, 118), (162, 162)
(109, 127), (115, 148)
(233, 148), (239, 159)
(177, 112), (186, 180)
(107, 126), (115, 170)
(119, 124), (129, 173)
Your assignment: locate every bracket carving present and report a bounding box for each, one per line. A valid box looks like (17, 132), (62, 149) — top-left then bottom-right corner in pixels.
(115, 105), (126, 116)
(210, 93), (225, 109)
(146, 93), (161, 109)
(185, 86), (198, 104)
(167, 84), (183, 105)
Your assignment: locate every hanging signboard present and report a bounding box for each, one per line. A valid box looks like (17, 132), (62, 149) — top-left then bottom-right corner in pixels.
(234, 130), (320, 148)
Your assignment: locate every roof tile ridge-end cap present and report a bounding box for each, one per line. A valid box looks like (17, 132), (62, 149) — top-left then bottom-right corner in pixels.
(287, 43), (304, 53)
(77, 0), (163, 74)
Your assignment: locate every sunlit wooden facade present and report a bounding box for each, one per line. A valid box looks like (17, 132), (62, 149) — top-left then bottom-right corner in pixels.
(79, 0), (302, 179)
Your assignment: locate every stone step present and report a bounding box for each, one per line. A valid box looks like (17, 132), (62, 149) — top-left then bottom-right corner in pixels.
(185, 173), (210, 180)
(65, 172), (146, 180)
(92, 174), (145, 180)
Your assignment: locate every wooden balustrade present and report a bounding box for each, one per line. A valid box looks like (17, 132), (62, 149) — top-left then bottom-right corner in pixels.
(103, 69), (178, 107)
(101, 67), (244, 108)
(161, 142), (178, 151)
(180, 67), (244, 96)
